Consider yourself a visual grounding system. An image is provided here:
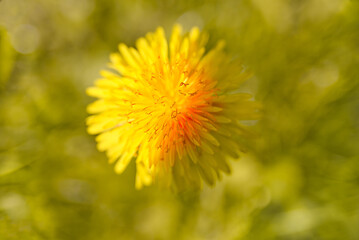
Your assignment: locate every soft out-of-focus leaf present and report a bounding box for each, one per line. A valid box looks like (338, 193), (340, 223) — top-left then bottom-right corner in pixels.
(0, 27), (15, 88)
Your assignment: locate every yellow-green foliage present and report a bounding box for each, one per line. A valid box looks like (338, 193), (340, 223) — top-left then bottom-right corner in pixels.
(0, 0), (358, 239)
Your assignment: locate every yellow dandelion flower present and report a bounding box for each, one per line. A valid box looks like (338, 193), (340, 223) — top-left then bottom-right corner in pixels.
(86, 24), (260, 190)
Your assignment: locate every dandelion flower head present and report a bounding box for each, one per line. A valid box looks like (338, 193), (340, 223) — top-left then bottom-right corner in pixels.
(86, 24), (260, 190)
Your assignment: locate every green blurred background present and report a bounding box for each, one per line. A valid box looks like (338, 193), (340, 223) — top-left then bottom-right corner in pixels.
(1, 0), (359, 239)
